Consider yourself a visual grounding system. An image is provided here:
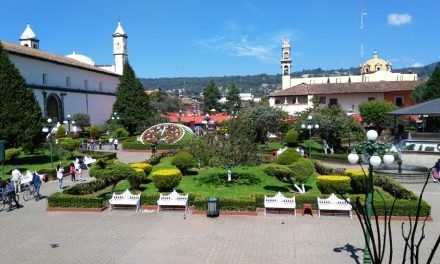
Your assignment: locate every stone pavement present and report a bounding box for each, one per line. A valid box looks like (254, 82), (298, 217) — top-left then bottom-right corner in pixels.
(0, 149), (438, 263)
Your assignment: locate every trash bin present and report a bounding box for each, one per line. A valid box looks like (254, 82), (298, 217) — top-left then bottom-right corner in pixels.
(206, 197), (220, 217)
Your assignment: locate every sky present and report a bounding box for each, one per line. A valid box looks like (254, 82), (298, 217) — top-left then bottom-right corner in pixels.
(1, 0), (439, 78)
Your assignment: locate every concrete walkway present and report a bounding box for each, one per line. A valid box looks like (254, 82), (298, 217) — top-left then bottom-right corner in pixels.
(0, 148), (438, 263)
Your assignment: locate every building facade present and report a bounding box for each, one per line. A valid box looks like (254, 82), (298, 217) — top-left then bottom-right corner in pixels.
(272, 39), (422, 116)
(1, 22), (128, 125)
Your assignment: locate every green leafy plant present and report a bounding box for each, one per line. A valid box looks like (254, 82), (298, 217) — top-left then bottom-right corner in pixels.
(285, 129), (299, 147)
(5, 148), (23, 162)
(263, 163), (294, 180)
(275, 148), (302, 165)
(288, 158), (315, 183)
(151, 169), (182, 191)
(171, 151), (196, 174)
(316, 175), (351, 194)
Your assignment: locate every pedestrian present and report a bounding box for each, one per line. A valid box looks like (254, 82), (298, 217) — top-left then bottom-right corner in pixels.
(32, 172), (42, 201)
(56, 164), (64, 191)
(69, 162), (76, 182)
(114, 138), (119, 150)
(77, 166), (83, 181)
(5, 179), (22, 211)
(11, 166), (22, 193)
(98, 137), (102, 150)
(299, 147), (305, 157)
(109, 137), (114, 150)
(90, 138), (95, 151)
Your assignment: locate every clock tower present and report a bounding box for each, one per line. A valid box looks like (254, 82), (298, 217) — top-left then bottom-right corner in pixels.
(113, 21), (128, 75)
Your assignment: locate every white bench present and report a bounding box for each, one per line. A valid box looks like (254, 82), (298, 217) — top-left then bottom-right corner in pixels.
(157, 190), (188, 213)
(84, 156), (97, 166)
(317, 193), (352, 218)
(109, 189), (141, 212)
(264, 192), (296, 215)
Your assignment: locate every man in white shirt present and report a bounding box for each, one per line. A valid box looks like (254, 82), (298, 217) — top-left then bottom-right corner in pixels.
(11, 167), (22, 193)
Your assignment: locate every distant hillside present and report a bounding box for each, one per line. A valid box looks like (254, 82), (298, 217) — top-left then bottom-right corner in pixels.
(139, 62), (438, 97)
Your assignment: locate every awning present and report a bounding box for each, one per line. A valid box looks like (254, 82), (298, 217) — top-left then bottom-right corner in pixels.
(388, 98), (440, 116)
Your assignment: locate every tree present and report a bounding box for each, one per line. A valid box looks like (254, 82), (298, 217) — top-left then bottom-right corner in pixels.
(259, 96), (270, 106)
(359, 100), (397, 135)
(202, 80), (221, 113)
(0, 42), (43, 152)
(423, 63), (440, 100)
(239, 105), (287, 144)
(149, 90), (183, 114)
(113, 62), (152, 135)
(72, 113), (91, 133)
(225, 82), (241, 113)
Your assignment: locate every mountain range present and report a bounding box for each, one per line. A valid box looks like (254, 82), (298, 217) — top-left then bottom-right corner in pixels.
(139, 61), (438, 97)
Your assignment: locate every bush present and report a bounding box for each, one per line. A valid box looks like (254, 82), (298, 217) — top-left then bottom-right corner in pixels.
(64, 179), (108, 195)
(316, 175), (351, 194)
(171, 151), (196, 173)
(344, 169), (376, 194)
(151, 169), (182, 191)
(263, 163), (294, 180)
(128, 169), (145, 189)
(374, 175), (416, 200)
(112, 128), (129, 139)
(288, 158), (315, 183)
(130, 163), (153, 176)
(123, 141), (150, 150)
(48, 192), (104, 208)
(312, 160), (340, 175)
(146, 153), (162, 165)
(89, 160), (138, 185)
(275, 148), (302, 165)
(405, 144), (415, 150)
(90, 125), (104, 139)
(56, 125), (67, 138)
(285, 129), (298, 147)
(5, 148), (23, 162)
(59, 137), (81, 152)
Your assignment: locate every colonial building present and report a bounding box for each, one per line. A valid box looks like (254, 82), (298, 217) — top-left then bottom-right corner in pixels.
(1, 22), (128, 125)
(271, 39), (422, 116)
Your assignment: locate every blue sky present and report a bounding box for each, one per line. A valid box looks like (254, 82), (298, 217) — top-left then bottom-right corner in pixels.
(1, 0), (439, 78)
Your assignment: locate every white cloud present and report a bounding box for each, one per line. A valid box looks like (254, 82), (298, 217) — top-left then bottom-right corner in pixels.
(410, 62), (424, 67)
(387, 13), (412, 26)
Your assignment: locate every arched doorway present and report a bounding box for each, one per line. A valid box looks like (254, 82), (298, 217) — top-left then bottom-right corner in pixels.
(47, 94), (61, 123)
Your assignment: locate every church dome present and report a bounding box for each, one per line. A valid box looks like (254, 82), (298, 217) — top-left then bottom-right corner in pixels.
(360, 51), (392, 74)
(66, 52), (95, 65)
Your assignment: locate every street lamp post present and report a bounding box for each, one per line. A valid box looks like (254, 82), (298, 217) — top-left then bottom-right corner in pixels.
(63, 114), (74, 136)
(42, 118), (54, 168)
(111, 112), (120, 135)
(347, 130), (395, 264)
(301, 115), (319, 160)
(205, 114), (211, 131)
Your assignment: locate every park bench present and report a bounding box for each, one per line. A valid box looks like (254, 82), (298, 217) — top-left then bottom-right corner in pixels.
(157, 190), (188, 213)
(317, 193), (352, 218)
(264, 192), (296, 215)
(84, 156), (97, 166)
(108, 189), (141, 212)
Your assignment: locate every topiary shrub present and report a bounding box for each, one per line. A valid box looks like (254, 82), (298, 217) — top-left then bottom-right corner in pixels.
(171, 151), (196, 173)
(90, 125), (104, 139)
(285, 129), (299, 147)
(130, 163), (153, 176)
(151, 169), (182, 191)
(344, 169), (376, 194)
(89, 160), (138, 187)
(5, 147), (23, 162)
(316, 175), (351, 194)
(111, 127), (129, 139)
(146, 154), (162, 165)
(59, 137), (81, 153)
(263, 163), (294, 180)
(288, 158), (315, 183)
(56, 125), (67, 138)
(128, 168), (145, 189)
(275, 148), (302, 165)
(64, 179), (108, 195)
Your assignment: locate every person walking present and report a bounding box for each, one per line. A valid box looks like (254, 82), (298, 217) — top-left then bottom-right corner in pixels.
(5, 179), (22, 211)
(98, 137), (102, 150)
(113, 138), (119, 150)
(69, 162), (76, 182)
(109, 137), (114, 150)
(56, 164), (64, 191)
(32, 172), (42, 201)
(11, 167), (22, 193)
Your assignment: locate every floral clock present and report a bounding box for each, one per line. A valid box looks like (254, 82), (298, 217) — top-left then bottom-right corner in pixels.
(140, 123), (190, 145)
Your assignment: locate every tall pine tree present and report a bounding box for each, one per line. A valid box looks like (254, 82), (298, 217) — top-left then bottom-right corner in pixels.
(424, 63), (440, 100)
(0, 42), (43, 151)
(225, 82), (241, 113)
(202, 79), (221, 113)
(113, 62), (152, 135)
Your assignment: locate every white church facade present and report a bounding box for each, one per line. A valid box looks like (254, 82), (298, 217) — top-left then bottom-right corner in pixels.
(271, 39), (421, 116)
(1, 22), (128, 125)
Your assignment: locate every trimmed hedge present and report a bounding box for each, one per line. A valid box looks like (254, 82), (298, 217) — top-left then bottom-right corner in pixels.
(122, 141), (150, 150)
(344, 169), (376, 194)
(375, 175), (416, 200)
(263, 163), (294, 179)
(312, 152), (349, 163)
(48, 192), (104, 208)
(288, 158), (315, 183)
(64, 179), (108, 195)
(316, 175), (351, 194)
(151, 169), (182, 191)
(130, 163), (153, 175)
(128, 169), (145, 189)
(276, 148), (302, 165)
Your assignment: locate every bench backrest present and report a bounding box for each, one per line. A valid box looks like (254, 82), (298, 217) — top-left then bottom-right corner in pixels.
(318, 193), (350, 205)
(265, 192), (295, 204)
(112, 189), (140, 200)
(159, 190), (188, 201)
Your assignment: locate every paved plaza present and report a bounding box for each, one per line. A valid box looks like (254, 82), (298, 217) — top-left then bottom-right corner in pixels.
(0, 149), (439, 263)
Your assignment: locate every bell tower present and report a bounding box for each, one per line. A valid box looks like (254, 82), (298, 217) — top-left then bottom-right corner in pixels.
(113, 21), (128, 75)
(20, 23), (39, 49)
(281, 39), (291, 89)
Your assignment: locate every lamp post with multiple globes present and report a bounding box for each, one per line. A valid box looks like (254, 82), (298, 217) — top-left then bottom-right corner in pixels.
(347, 130), (395, 264)
(301, 115), (319, 160)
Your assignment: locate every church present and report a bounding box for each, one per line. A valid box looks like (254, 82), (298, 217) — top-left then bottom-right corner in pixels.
(0, 22), (128, 125)
(270, 39), (422, 116)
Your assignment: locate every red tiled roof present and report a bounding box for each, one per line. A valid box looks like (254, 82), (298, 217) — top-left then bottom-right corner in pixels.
(1, 40), (119, 76)
(167, 111), (230, 124)
(270, 80), (424, 97)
